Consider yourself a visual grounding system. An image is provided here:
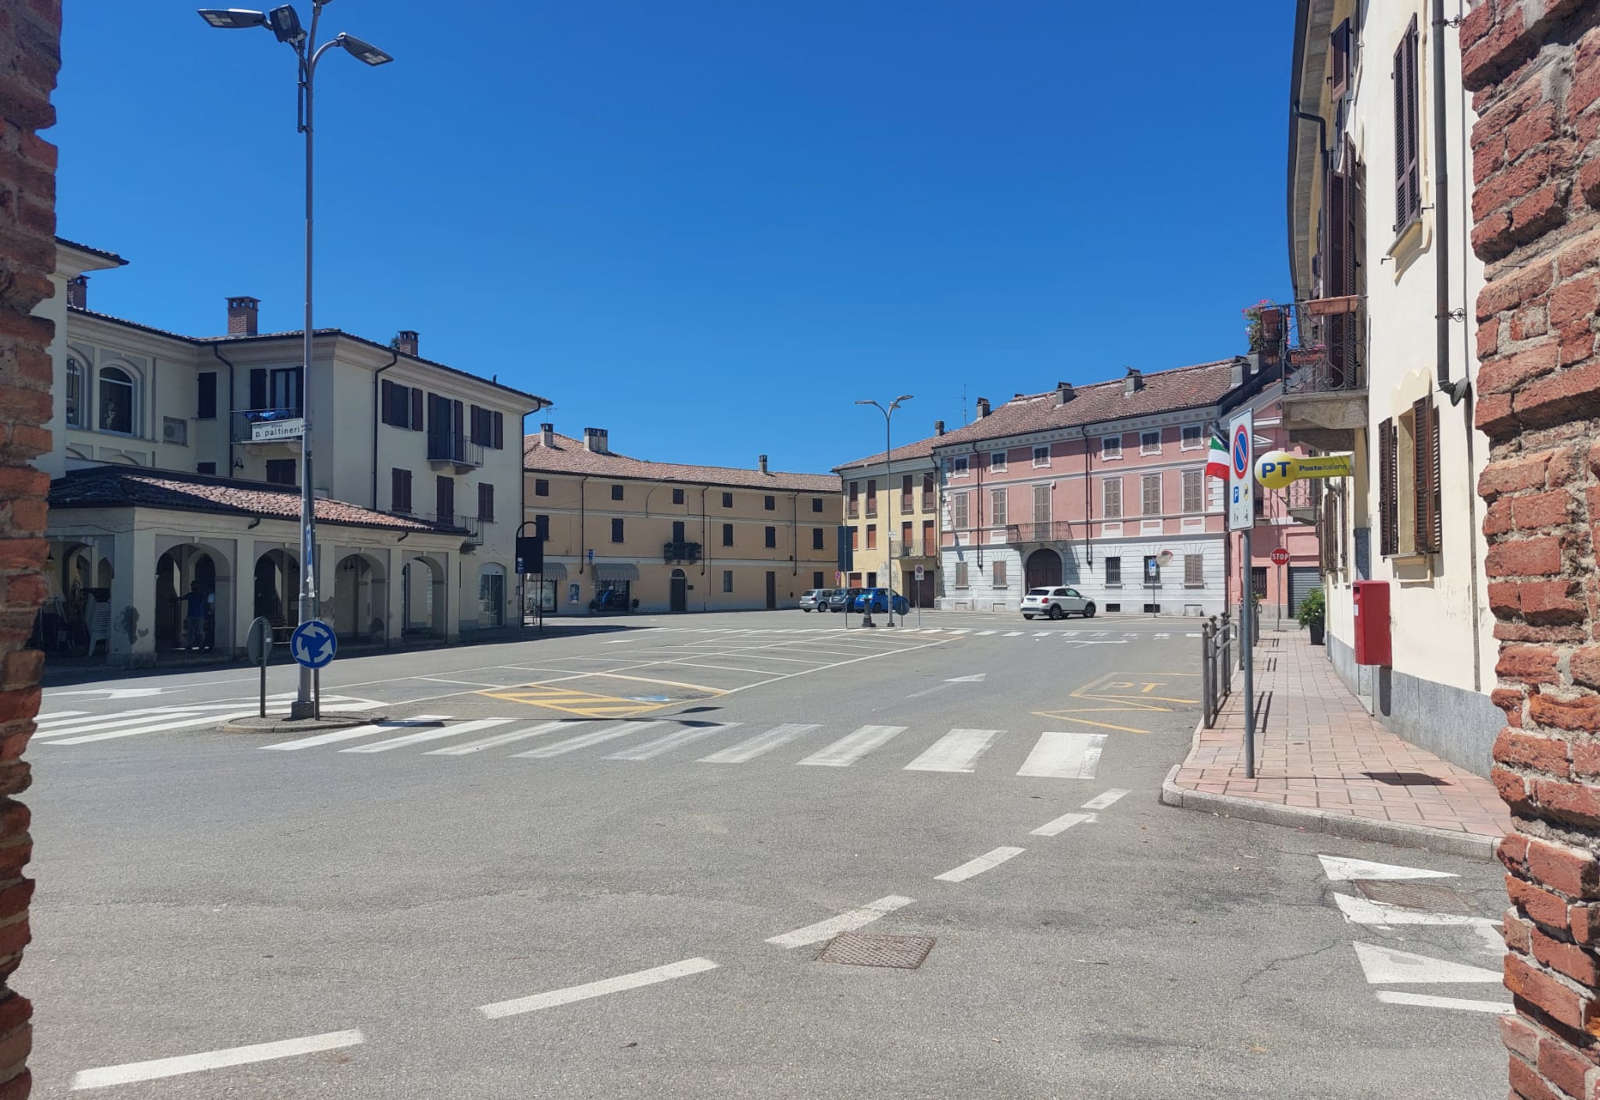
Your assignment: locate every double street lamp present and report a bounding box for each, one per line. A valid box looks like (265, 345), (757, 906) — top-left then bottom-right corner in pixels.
(198, 4), (392, 719)
(855, 395), (913, 628)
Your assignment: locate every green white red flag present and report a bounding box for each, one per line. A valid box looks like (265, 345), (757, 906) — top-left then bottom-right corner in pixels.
(1205, 432), (1230, 481)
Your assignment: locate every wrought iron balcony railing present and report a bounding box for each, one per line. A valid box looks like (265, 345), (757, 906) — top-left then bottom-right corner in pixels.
(663, 541), (702, 564)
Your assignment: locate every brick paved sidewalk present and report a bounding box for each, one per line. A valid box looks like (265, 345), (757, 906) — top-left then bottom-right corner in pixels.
(1162, 628), (1510, 858)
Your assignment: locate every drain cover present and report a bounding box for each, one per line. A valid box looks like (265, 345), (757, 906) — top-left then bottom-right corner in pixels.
(1353, 880), (1470, 912)
(818, 932), (935, 969)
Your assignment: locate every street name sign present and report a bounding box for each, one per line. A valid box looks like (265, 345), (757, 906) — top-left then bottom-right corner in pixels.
(251, 417), (305, 442)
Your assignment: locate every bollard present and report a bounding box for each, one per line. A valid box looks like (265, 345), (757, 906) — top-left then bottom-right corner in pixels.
(1201, 620), (1214, 727)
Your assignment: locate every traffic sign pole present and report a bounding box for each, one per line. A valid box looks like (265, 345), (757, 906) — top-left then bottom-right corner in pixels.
(1228, 409), (1257, 780)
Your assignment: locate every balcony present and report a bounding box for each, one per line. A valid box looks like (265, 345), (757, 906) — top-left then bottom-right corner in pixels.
(427, 431), (485, 473)
(663, 541), (702, 564)
(1004, 520), (1077, 543)
(231, 407), (303, 444)
(1277, 297), (1368, 450)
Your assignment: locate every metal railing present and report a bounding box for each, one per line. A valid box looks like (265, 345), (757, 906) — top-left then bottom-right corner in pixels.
(1200, 611), (1236, 728)
(427, 432), (486, 469)
(1000, 520), (1077, 542)
(663, 541), (702, 564)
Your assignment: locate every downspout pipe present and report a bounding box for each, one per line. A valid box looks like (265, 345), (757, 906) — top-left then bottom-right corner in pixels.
(211, 344), (237, 478)
(1432, 0), (1452, 389)
(370, 346), (399, 509)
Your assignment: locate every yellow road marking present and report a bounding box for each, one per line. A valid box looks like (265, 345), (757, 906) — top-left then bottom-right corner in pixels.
(1031, 712), (1150, 734)
(481, 684), (678, 718)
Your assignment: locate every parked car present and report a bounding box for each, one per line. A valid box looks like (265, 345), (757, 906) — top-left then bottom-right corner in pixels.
(1021, 586), (1095, 620)
(851, 587), (910, 615)
(826, 587), (865, 612)
(799, 589), (833, 612)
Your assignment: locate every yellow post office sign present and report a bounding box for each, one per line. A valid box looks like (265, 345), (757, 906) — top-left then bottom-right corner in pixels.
(1255, 450), (1353, 489)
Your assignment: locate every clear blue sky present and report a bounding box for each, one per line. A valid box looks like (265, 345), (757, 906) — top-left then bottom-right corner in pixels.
(55, 1), (1293, 473)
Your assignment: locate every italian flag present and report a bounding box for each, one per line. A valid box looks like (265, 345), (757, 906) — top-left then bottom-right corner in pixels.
(1205, 432), (1230, 481)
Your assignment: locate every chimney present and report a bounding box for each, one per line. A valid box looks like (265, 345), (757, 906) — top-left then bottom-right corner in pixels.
(1056, 381), (1074, 404)
(393, 330), (419, 356)
(1123, 367), (1143, 395)
(539, 422), (555, 448)
(976, 397), (991, 418)
(934, 420), (945, 436)
(583, 427), (609, 453)
(67, 275), (88, 310)
(758, 454), (769, 474)
(1230, 355), (1247, 387)
(227, 296), (260, 337)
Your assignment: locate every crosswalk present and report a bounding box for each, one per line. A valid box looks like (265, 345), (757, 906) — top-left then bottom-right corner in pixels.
(34, 694), (383, 746)
(634, 625), (1201, 640)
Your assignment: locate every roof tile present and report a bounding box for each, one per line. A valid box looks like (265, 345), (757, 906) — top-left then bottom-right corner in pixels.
(524, 432), (840, 494)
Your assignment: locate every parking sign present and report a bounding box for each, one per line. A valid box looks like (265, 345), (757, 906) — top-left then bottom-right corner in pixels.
(1228, 409), (1254, 531)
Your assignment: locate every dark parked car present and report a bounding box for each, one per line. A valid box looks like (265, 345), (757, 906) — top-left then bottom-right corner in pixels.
(851, 587), (909, 615)
(826, 587), (865, 612)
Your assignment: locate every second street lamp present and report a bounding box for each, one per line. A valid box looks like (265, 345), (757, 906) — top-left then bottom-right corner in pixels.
(198, 2), (392, 719)
(856, 395), (913, 628)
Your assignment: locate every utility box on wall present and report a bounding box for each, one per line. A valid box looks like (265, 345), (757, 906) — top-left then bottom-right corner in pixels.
(1352, 580), (1391, 667)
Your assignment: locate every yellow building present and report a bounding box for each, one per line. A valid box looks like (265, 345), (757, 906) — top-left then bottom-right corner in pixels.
(833, 424), (944, 607)
(524, 424), (842, 614)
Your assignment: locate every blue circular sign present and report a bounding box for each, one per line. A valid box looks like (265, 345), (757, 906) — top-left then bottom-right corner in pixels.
(289, 619), (337, 669)
(1231, 425), (1251, 477)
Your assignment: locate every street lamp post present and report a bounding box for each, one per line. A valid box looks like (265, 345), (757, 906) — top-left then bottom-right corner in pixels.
(199, 4), (392, 718)
(856, 395), (913, 628)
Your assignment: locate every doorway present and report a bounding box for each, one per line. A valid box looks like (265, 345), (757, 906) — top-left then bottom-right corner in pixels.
(765, 571), (776, 610)
(1025, 548), (1062, 589)
(670, 568), (687, 613)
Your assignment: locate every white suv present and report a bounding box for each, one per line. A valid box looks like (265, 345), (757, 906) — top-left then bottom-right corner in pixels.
(1021, 586), (1095, 620)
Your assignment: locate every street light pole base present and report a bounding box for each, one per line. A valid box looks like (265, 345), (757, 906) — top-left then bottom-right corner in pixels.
(289, 700), (317, 720)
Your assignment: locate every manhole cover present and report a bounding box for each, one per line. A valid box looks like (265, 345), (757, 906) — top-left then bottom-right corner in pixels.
(1352, 880), (1470, 912)
(1361, 771), (1450, 787)
(817, 932), (935, 969)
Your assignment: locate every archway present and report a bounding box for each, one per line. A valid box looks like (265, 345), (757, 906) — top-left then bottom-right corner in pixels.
(402, 554), (446, 638)
(1025, 547), (1063, 589)
(155, 545), (227, 651)
(477, 563), (506, 628)
(254, 549), (298, 641)
(334, 552), (388, 643)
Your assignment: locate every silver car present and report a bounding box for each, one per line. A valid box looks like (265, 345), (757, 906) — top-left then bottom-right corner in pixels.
(799, 589), (832, 612)
(1021, 586), (1095, 620)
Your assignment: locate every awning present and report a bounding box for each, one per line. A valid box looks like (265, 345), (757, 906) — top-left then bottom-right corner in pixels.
(594, 563), (639, 582)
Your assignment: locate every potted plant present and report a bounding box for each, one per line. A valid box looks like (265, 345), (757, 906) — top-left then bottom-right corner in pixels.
(1297, 586), (1326, 646)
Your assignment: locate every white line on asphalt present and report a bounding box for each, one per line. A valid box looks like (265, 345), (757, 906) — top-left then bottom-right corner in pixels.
(1081, 789), (1130, 811)
(413, 676), (513, 688)
(262, 716), (452, 751)
(478, 957), (719, 1019)
(976, 630), (996, 636)
(1318, 855), (1456, 882)
(605, 723), (741, 761)
(947, 629), (971, 635)
(1004, 631), (1022, 636)
(1015, 732), (1105, 779)
(797, 725), (907, 767)
(427, 720), (573, 756)
(1332, 892), (1499, 928)
(935, 846), (1026, 883)
(341, 717), (514, 754)
(30, 706), (222, 737)
(765, 895), (915, 948)
(903, 728), (1002, 773)
(1374, 991), (1512, 1014)
(33, 710), (87, 724)
(45, 712), (244, 745)
(699, 723), (820, 764)
(509, 721), (659, 758)
(70, 1029), (366, 1090)
(1034, 631), (1054, 637)
(1030, 811), (1096, 837)
(1352, 942), (1503, 984)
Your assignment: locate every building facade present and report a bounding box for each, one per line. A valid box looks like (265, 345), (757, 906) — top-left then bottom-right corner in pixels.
(834, 428), (943, 607)
(34, 240), (546, 664)
(1285, 0), (1496, 775)
(524, 424), (841, 614)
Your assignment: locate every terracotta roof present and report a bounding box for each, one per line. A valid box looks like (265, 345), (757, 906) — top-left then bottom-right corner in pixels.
(930, 360), (1237, 448)
(524, 431), (841, 493)
(834, 432), (943, 473)
(49, 466), (458, 533)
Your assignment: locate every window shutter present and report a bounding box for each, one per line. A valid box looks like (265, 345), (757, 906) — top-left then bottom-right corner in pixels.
(1394, 18), (1420, 230)
(1379, 417), (1397, 556)
(409, 387), (422, 430)
(493, 411), (504, 450)
(249, 368), (267, 410)
(1412, 397), (1436, 553)
(1330, 19), (1351, 99)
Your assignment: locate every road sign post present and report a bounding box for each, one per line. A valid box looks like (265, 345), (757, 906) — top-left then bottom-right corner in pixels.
(1228, 410), (1257, 779)
(914, 563), (925, 627)
(1270, 546), (1290, 629)
(246, 616), (271, 717)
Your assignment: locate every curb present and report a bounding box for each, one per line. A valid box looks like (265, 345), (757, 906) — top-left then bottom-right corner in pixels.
(219, 712), (387, 734)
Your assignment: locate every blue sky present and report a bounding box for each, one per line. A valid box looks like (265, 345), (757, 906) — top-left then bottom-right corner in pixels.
(55, 1), (1292, 473)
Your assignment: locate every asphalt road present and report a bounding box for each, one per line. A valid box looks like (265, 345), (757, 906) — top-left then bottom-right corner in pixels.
(19, 610), (1506, 1098)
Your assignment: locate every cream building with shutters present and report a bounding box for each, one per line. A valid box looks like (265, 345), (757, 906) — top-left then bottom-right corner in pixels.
(833, 427), (945, 607)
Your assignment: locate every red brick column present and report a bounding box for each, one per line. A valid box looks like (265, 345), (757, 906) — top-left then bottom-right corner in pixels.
(0, 0), (62, 1095)
(1465, 3), (1600, 1097)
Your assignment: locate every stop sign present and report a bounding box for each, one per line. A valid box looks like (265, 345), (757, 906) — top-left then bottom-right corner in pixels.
(1270, 548), (1290, 565)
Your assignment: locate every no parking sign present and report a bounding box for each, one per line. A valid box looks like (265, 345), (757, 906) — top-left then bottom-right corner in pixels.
(1227, 410), (1254, 531)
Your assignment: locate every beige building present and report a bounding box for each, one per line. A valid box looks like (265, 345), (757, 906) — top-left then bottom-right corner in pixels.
(834, 425), (944, 606)
(523, 424), (841, 614)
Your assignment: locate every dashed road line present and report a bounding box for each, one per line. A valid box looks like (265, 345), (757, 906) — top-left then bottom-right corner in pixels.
(70, 1029), (366, 1091)
(935, 846), (1025, 883)
(1082, 789), (1130, 811)
(765, 895), (915, 948)
(477, 958), (719, 1019)
(1030, 811), (1096, 837)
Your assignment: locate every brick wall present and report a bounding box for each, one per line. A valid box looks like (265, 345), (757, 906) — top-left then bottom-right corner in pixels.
(0, 0), (61, 1095)
(1465, 2), (1600, 1097)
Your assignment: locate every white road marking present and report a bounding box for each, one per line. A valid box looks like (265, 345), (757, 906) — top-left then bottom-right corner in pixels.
(797, 725), (907, 767)
(512, 721), (662, 759)
(30, 706), (224, 737)
(1082, 788), (1130, 811)
(33, 710), (87, 724)
(70, 1029), (366, 1091)
(976, 630), (997, 636)
(1185, 632), (1201, 638)
(606, 723), (741, 761)
(1034, 631), (1054, 637)
(51, 686), (165, 700)
(1004, 631), (1023, 637)
(263, 716), (452, 751)
(904, 728), (1002, 773)
(477, 957), (719, 1019)
(1352, 942), (1503, 984)
(765, 895), (915, 948)
(46, 712), (241, 745)
(699, 723), (820, 764)
(945, 673), (986, 683)
(935, 845), (1026, 883)
(341, 717), (514, 753)
(1030, 811), (1097, 837)
(1318, 855), (1457, 882)
(1375, 991), (1513, 1015)
(1016, 731), (1105, 779)
(1332, 893), (1498, 929)
(426, 720), (572, 756)
(1154, 633), (1170, 639)
(947, 629), (971, 635)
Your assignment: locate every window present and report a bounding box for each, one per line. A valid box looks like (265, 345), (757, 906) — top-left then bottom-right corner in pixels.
(162, 416), (187, 446)
(813, 571), (824, 588)
(764, 495), (775, 511)
(672, 520), (685, 543)
(901, 521), (912, 554)
(1101, 435), (1122, 459)
(1394, 16), (1421, 233)
(1102, 478), (1122, 519)
(535, 478), (549, 497)
(1033, 484), (1051, 526)
(1033, 445), (1050, 468)
(848, 481), (859, 518)
(901, 474), (913, 510)
(849, 527), (859, 551)
(1182, 468), (1203, 513)
(723, 523), (734, 547)
(611, 484), (624, 501)
(866, 524), (877, 549)
(764, 526), (776, 549)
(1185, 554), (1204, 587)
(1140, 430), (1161, 455)
(265, 459), (296, 486)
(1252, 566), (1268, 599)
(65, 357), (85, 428)
(1141, 472), (1161, 516)
(268, 367), (302, 414)
(812, 497), (823, 513)
(1181, 424), (1202, 450)
(812, 528), (825, 550)
(991, 488), (1007, 529)
(989, 451), (1007, 472)
(197, 372), (217, 419)
(197, 461), (216, 476)
(722, 492), (733, 508)
(723, 570), (734, 593)
(993, 560), (1008, 588)
(955, 561), (970, 587)
(1379, 399), (1441, 556)
(478, 482), (495, 523)
(673, 488), (685, 504)
(469, 405), (504, 449)
(380, 380), (422, 429)
(1105, 556), (1122, 587)
(951, 492), (969, 530)
(534, 514), (549, 540)
(436, 475), (454, 524)
(952, 456), (969, 477)
(921, 473), (935, 509)
(1330, 17), (1352, 99)
(866, 479), (877, 516)
(98, 366), (134, 434)
(922, 520), (935, 555)
(391, 468), (412, 513)
(611, 518), (624, 543)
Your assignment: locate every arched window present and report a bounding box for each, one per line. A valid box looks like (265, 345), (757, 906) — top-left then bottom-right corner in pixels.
(98, 366), (134, 434)
(65, 357), (85, 428)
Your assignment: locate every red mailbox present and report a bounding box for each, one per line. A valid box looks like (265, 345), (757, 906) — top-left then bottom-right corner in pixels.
(1353, 580), (1391, 667)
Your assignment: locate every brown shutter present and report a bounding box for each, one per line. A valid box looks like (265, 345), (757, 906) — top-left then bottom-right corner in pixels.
(1330, 19), (1351, 100)
(1412, 398), (1431, 553)
(493, 411), (504, 450)
(1379, 417), (1397, 556)
(409, 387), (422, 430)
(1394, 18), (1420, 230)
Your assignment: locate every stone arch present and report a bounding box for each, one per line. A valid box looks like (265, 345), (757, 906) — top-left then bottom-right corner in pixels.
(1025, 547), (1063, 589)
(254, 548), (298, 641)
(155, 543), (231, 652)
(401, 553), (447, 638)
(333, 552), (388, 643)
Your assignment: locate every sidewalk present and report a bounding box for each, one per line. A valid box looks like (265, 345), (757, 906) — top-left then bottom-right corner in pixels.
(1161, 628), (1510, 859)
